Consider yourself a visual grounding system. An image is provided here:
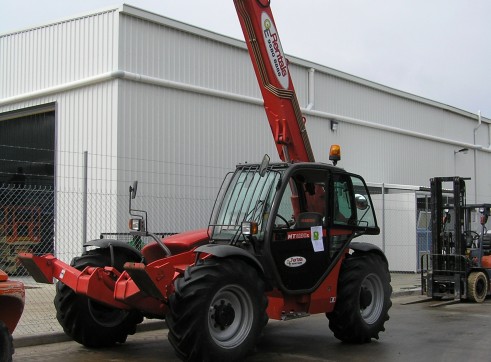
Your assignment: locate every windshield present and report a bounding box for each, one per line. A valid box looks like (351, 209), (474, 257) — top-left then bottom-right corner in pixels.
(210, 165), (281, 241)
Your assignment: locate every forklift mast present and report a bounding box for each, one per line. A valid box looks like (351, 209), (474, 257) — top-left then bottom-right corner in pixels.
(427, 177), (468, 299)
(430, 177), (467, 262)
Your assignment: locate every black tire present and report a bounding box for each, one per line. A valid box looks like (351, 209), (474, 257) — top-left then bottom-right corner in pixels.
(54, 248), (143, 348)
(468, 271), (488, 303)
(327, 252), (392, 343)
(167, 258), (268, 362)
(0, 320), (14, 362)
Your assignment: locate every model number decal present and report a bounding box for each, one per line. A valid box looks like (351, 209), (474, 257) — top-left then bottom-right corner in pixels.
(284, 256), (306, 268)
(287, 231), (310, 240)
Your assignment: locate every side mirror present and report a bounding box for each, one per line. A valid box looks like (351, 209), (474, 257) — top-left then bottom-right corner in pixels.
(355, 194), (368, 210)
(130, 181), (138, 199)
(128, 180), (147, 236)
(259, 154), (270, 177)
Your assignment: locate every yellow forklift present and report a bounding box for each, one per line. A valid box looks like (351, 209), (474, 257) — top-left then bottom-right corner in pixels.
(421, 177), (491, 303)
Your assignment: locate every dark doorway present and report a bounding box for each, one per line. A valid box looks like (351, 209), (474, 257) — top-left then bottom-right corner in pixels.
(0, 105), (55, 274)
(0, 107), (55, 185)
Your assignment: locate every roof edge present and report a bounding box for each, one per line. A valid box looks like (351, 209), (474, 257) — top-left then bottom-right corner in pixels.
(119, 4), (245, 49)
(0, 4), (123, 37)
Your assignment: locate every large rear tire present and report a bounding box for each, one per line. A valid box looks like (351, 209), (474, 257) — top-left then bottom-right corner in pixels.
(0, 321), (14, 362)
(54, 248), (143, 347)
(468, 271), (488, 303)
(327, 252), (392, 343)
(167, 258), (267, 362)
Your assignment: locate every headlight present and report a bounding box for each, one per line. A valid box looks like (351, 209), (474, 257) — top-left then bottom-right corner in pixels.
(129, 218), (144, 232)
(242, 221), (258, 236)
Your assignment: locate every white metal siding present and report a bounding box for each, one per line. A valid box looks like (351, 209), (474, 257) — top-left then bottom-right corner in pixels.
(304, 113), (464, 185)
(118, 14), (260, 99)
(0, 9), (119, 99)
(287, 63), (309, 108)
(116, 79), (277, 232)
(313, 71), (481, 144)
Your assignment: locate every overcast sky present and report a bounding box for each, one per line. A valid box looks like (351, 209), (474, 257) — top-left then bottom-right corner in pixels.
(1, 0), (490, 118)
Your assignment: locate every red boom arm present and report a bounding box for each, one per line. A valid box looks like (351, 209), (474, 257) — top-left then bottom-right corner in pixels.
(234, 0), (315, 163)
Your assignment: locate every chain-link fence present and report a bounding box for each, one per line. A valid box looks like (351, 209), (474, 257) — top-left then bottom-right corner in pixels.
(2, 146), (223, 338)
(0, 185), (54, 273)
(1, 146), (436, 338)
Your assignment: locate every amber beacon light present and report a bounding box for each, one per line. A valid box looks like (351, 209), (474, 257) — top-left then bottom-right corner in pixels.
(329, 144), (341, 166)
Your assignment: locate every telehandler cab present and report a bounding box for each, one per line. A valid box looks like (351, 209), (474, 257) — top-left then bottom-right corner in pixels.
(19, 1), (392, 360)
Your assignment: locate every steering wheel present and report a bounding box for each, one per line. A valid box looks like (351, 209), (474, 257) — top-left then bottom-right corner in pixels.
(275, 214), (291, 228)
(464, 230), (480, 240)
(463, 230), (480, 248)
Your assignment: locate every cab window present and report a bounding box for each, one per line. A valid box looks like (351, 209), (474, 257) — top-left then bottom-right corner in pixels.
(333, 176), (355, 226)
(275, 169), (328, 229)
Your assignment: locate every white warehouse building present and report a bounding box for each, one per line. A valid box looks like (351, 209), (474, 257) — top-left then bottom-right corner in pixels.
(1, 4), (490, 272)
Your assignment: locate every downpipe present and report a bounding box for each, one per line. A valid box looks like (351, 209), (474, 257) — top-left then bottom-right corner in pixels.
(306, 67), (315, 110)
(473, 110), (482, 202)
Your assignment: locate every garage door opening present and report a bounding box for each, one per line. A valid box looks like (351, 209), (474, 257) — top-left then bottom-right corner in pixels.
(0, 105), (55, 274)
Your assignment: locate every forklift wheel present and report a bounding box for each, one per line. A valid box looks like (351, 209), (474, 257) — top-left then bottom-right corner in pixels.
(468, 271), (488, 303)
(0, 321), (14, 362)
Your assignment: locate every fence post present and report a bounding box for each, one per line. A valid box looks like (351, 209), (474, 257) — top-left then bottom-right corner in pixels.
(382, 183), (385, 253)
(82, 151), (88, 252)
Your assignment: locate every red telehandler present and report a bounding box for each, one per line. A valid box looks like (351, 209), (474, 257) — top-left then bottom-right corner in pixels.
(19, 1), (392, 360)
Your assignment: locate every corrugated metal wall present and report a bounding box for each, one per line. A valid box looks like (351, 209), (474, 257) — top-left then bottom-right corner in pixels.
(0, 9), (119, 99)
(119, 13), (260, 99)
(116, 80), (277, 233)
(114, 5), (490, 200)
(315, 72), (473, 139)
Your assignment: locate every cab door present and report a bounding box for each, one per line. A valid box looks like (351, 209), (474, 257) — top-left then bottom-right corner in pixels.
(270, 169), (334, 291)
(269, 169), (377, 292)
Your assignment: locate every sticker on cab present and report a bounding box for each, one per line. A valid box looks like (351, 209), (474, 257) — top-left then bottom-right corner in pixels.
(284, 256), (306, 268)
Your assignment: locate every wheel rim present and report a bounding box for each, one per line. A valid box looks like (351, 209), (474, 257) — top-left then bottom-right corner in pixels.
(87, 299), (128, 328)
(208, 284), (253, 349)
(359, 272), (384, 324)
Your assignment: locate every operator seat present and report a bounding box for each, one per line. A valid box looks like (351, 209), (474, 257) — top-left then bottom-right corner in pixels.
(482, 233), (491, 255)
(295, 212), (323, 228)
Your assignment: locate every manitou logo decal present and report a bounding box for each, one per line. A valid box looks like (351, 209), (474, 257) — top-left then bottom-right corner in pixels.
(284, 256), (306, 268)
(261, 12), (289, 89)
